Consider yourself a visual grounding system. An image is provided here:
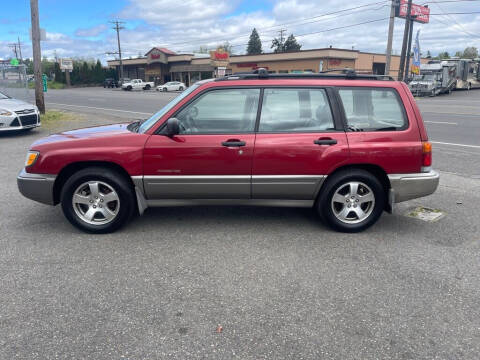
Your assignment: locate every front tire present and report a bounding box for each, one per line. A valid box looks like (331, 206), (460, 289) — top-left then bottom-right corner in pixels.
(60, 167), (136, 233)
(317, 169), (385, 233)
(162, 87), (167, 92)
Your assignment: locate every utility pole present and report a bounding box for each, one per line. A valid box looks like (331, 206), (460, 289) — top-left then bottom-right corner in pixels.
(8, 43), (18, 58)
(110, 20), (125, 81)
(404, 16), (416, 82)
(18, 37), (23, 62)
(385, 0), (397, 76)
(30, 0), (45, 113)
(279, 29), (286, 44)
(398, 0), (413, 81)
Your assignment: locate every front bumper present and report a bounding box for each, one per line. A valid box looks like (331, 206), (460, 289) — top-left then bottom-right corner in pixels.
(0, 113), (41, 131)
(17, 169), (56, 205)
(388, 170), (440, 203)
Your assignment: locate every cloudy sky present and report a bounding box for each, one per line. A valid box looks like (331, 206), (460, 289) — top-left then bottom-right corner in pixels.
(1, 0), (479, 63)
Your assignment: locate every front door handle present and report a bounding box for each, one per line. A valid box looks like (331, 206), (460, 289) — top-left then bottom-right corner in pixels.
(314, 138), (337, 146)
(222, 140), (246, 147)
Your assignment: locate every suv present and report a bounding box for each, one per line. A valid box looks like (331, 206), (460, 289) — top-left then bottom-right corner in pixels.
(17, 70), (439, 233)
(103, 78), (118, 88)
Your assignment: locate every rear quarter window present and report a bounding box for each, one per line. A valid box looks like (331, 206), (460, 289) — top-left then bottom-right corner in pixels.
(338, 88), (408, 131)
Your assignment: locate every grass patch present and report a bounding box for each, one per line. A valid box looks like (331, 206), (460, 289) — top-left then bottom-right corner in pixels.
(28, 81), (65, 90)
(40, 110), (81, 130)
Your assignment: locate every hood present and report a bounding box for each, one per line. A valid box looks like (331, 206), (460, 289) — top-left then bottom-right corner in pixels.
(32, 123), (131, 147)
(0, 98), (36, 112)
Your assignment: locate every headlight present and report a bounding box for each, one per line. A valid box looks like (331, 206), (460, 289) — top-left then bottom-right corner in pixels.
(25, 151), (39, 167)
(0, 108), (13, 116)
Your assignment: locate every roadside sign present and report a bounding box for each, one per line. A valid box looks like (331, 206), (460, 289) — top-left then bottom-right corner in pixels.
(395, 0), (430, 23)
(29, 27), (47, 41)
(60, 58), (73, 71)
(42, 74), (48, 92)
(10, 58), (19, 66)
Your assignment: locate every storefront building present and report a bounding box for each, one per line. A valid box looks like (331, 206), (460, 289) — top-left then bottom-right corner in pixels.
(107, 47), (427, 85)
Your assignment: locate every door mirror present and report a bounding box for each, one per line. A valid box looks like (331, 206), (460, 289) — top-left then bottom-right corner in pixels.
(165, 117), (180, 137)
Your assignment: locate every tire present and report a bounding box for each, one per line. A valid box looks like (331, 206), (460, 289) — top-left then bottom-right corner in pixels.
(467, 83), (471, 90)
(162, 87), (167, 92)
(430, 89), (436, 97)
(316, 169), (385, 233)
(179, 86), (184, 91)
(127, 85), (132, 91)
(60, 167), (136, 234)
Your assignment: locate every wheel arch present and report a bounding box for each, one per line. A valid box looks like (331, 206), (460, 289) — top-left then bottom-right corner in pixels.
(53, 161), (135, 205)
(320, 163), (391, 210)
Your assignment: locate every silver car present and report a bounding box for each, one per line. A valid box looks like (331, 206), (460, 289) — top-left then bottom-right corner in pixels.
(0, 91), (40, 131)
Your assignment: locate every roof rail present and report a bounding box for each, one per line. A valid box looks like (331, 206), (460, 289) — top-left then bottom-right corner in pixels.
(218, 67), (394, 81)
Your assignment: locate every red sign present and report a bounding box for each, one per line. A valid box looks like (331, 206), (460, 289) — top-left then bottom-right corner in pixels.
(151, 53), (161, 59)
(237, 63), (258, 68)
(214, 51), (229, 60)
(397, 0), (430, 23)
(329, 59), (342, 66)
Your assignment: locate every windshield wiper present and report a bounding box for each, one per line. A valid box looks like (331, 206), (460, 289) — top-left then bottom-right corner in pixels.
(128, 120), (142, 132)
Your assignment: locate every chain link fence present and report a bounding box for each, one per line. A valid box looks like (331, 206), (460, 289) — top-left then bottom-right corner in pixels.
(0, 64), (34, 103)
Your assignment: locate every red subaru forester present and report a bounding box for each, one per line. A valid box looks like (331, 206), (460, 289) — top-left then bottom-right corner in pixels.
(18, 70), (439, 233)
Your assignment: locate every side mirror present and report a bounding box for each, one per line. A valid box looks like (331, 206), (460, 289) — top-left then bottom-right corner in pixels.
(165, 117), (180, 137)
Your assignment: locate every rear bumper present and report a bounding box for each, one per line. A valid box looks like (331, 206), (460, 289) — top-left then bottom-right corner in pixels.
(388, 170), (440, 203)
(17, 169), (56, 205)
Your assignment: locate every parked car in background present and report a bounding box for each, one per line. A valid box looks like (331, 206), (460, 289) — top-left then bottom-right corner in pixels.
(0, 91), (40, 132)
(117, 78), (131, 87)
(103, 78), (118, 88)
(121, 79), (155, 91)
(156, 81), (186, 92)
(17, 70), (439, 234)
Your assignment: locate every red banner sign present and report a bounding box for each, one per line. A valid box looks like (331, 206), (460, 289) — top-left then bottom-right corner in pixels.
(397, 0), (430, 23)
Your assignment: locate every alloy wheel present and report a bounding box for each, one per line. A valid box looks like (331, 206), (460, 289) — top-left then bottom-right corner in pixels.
(72, 181), (120, 225)
(331, 181), (375, 224)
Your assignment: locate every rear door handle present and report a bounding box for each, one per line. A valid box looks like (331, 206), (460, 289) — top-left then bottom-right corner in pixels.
(222, 140), (246, 147)
(314, 138), (337, 145)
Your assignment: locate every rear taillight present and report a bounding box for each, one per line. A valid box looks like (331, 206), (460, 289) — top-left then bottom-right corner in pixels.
(422, 141), (432, 170)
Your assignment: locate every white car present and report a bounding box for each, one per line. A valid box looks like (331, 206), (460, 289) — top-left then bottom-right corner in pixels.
(121, 79), (154, 91)
(0, 91), (40, 131)
(156, 81), (186, 92)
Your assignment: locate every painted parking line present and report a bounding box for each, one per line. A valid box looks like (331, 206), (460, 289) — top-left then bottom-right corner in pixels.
(424, 121), (458, 125)
(421, 110), (480, 116)
(431, 141), (480, 149)
(46, 102), (153, 116)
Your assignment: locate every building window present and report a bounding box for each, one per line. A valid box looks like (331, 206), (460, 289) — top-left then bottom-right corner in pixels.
(304, 69), (314, 73)
(278, 70), (288, 73)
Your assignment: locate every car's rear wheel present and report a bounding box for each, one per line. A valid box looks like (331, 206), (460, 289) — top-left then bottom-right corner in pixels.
(61, 167), (136, 233)
(179, 86), (184, 91)
(144, 84), (151, 90)
(317, 169), (385, 232)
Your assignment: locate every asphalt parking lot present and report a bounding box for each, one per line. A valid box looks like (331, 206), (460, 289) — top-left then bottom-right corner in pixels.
(1, 88), (480, 359)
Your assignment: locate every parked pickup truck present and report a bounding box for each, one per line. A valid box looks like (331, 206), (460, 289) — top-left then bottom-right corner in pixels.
(121, 79), (154, 91)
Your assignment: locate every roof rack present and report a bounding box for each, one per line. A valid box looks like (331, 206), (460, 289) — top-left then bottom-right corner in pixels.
(217, 67), (394, 81)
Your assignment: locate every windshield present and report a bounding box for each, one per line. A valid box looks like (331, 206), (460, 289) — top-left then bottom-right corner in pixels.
(138, 83), (200, 133)
(0, 91), (10, 99)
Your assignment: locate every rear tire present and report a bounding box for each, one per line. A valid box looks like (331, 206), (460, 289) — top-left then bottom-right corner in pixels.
(60, 167), (136, 234)
(317, 169), (385, 233)
(179, 86), (184, 91)
(144, 84), (151, 90)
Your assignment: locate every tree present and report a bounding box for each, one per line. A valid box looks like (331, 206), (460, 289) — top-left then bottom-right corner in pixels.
(454, 51), (463, 58)
(271, 33), (302, 53)
(283, 34), (301, 52)
(462, 46), (478, 59)
(247, 28), (262, 55)
(222, 41), (234, 55)
(437, 51), (450, 59)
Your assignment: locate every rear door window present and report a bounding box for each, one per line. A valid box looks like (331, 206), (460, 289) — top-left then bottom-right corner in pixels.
(258, 88), (335, 132)
(338, 88), (407, 131)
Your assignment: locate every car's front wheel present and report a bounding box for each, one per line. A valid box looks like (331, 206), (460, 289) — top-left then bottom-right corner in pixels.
(317, 169), (385, 232)
(61, 167), (136, 233)
(162, 87), (167, 92)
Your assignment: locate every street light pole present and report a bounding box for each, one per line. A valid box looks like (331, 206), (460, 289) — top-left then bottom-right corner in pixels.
(30, 0), (45, 114)
(404, 17), (416, 82)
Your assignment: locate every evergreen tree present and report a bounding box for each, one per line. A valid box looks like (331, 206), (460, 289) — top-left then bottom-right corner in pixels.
(247, 28), (262, 55)
(283, 34), (301, 52)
